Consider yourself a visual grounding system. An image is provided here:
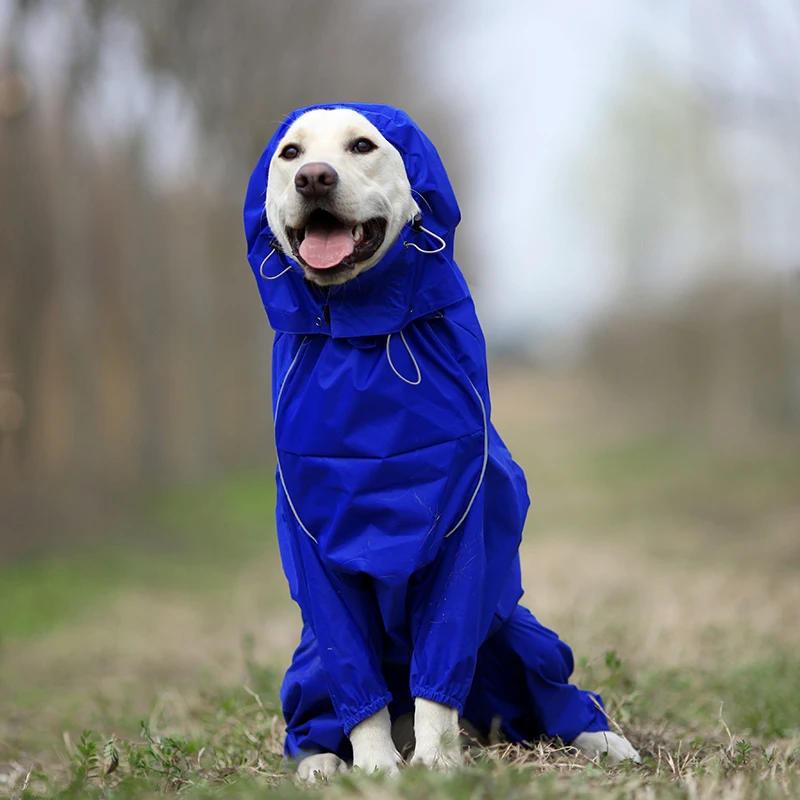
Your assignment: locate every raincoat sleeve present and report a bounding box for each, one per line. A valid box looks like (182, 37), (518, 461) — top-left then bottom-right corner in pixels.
(278, 487), (393, 734)
(407, 493), (489, 713)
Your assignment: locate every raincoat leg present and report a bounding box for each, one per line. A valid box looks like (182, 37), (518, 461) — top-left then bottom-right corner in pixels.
(278, 491), (393, 738)
(408, 496), (494, 715)
(281, 622), (352, 761)
(463, 604), (609, 744)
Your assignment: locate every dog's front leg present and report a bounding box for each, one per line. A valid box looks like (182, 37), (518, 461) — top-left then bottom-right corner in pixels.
(350, 706), (403, 776)
(409, 697), (464, 769)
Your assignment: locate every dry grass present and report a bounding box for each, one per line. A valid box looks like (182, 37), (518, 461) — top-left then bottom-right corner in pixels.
(520, 537), (800, 670)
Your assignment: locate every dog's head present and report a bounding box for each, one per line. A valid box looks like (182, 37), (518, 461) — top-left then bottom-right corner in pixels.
(265, 108), (420, 287)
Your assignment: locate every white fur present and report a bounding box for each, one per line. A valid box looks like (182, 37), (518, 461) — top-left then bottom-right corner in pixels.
(349, 707), (403, 776)
(572, 730), (641, 764)
(295, 752), (348, 784)
(266, 108), (419, 286)
(409, 698), (464, 770)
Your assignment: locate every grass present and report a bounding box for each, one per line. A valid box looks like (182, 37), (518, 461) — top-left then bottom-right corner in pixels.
(0, 476), (277, 641)
(1, 372), (799, 798)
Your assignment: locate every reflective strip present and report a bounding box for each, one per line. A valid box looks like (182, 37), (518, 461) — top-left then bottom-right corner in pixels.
(444, 375), (488, 538)
(274, 336), (317, 543)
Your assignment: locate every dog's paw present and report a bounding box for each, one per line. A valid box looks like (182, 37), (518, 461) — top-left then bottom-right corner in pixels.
(409, 698), (464, 771)
(409, 741), (463, 770)
(353, 748), (403, 777)
(296, 753), (349, 783)
(571, 731), (641, 765)
(350, 707), (403, 777)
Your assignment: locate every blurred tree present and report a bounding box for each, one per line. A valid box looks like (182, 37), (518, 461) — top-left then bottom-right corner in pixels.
(574, 62), (738, 298)
(574, 49), (800, 437)
(685, 1), (800, 421)
(0, 3), (54, 471)
(128, 0), (430, 184)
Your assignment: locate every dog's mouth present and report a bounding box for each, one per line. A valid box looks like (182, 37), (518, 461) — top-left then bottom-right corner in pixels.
(287, 210), (387, 276)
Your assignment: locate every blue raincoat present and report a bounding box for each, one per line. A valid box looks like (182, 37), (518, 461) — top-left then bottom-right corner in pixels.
(243, 103), (609, 761)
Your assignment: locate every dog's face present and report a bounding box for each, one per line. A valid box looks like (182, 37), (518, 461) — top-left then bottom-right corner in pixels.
(266, 108), (420, 287)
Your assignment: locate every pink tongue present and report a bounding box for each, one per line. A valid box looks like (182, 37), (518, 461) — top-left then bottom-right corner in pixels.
(299, 226), (354, 269)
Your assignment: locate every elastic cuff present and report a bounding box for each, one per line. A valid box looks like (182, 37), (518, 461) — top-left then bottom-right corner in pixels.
(341, 693), (393, 736)
(575, 694), (610, 736)
(411, 686), (464, 718)
(557, 692), (609, 743)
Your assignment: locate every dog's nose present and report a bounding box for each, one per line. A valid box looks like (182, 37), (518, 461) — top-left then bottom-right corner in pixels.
(294, 162), (339, 198)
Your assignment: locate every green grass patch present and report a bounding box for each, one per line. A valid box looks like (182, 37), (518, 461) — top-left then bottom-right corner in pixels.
(144, 471), (277, 542)
(578, 649), (800, 740)
(574, 436), (800, 516)
(523, 434), (800, 569)
(0, 474), (277, 642)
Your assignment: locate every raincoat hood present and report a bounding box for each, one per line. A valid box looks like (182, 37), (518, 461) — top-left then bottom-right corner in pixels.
(243, 103), (469, 338)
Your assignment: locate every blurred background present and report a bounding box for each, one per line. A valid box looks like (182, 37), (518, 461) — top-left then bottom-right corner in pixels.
(2, 0), (800, 496)
(1, 0), (800, 784)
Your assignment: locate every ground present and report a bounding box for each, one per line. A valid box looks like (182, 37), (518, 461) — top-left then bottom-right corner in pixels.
(1, 371), (799, 799)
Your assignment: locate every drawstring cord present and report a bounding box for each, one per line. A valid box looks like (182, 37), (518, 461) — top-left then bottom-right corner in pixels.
(385, 330), (421, 386)
(259, 247), (293, 280)
(403, 213), (446, 254)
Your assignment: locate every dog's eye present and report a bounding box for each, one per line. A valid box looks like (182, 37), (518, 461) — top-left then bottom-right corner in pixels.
(280, 144), (300, 160)
(352, 138), (377, 154)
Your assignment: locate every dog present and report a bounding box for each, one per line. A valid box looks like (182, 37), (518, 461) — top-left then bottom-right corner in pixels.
(243, 104), (640, 782)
